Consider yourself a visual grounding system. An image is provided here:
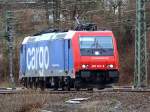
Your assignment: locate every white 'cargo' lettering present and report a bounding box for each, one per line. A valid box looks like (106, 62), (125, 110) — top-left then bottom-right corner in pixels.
(39, 47), (44, 68)
(44, 46), (49, 69)
(26, 46), (49, 70)
(27, 48), (31, 70)
(31, 48), (35, 70)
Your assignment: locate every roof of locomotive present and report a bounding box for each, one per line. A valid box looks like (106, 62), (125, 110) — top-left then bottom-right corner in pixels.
(22, 30), (113, 44)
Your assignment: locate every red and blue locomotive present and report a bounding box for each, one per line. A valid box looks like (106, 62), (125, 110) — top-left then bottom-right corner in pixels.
(20, 27), (119, 90)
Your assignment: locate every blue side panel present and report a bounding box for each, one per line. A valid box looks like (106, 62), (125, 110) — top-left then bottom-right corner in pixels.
(64, 40), (69, 71)
(20, 45), (26, 77)
(25, 41), (51, 77)
(21, 38), (72, 77)
(50, 39), (65, 71)
(64, 39), (73, 72)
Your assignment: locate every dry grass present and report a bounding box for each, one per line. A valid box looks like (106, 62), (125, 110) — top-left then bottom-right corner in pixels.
(0, 92), (150, 112)
(0, 92), (73, 112)
(0, 93), (48, 112)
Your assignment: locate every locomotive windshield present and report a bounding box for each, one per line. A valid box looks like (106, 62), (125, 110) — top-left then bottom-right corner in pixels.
(79, 36), (114, 56)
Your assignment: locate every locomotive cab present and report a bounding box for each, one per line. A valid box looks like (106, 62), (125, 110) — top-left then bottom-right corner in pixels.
(72, 31), (119, 87)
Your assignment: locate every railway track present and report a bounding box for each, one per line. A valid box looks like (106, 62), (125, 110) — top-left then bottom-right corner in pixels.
(1, 86), (150, 94)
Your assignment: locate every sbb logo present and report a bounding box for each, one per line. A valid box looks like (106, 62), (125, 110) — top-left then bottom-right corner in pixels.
(26, 46), (49, 70)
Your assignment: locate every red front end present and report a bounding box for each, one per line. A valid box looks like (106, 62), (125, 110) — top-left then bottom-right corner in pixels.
(72, 31), (119, 85)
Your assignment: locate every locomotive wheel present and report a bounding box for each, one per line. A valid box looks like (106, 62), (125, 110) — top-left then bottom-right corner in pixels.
(46, 78), (51, 88)
(60, 80), (65, 91)
(31, 78), (36, 90)
(24, 78), (27, 88)
(64, 77), (71, 91)
(34, 78), (38, 89)
(32, 81), (35, 90)
(22, 78), (26, 87)
(29, 78), (33, 89)
(40, 80), (45, 91)
(98, 84), (105, 90)
(74, 78), (81, 91)
(54, 77), (59, 90)
(29, 82), (33, 89)
(26, 78), (30, 89)
(61, 82), (71, 91)
(64, 84), (70, 91)
(87, 88), (93, 91)
(32, 79), (38, 90)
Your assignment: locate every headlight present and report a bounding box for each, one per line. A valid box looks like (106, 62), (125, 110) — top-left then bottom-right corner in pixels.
(82, 64), (89, 69)
(107, 64), (114, 68)
(82, 64), (86, 68)
(95, 51), (100, 55)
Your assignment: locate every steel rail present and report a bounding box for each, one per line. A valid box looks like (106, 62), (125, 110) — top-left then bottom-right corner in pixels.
(1, 86), (150, 95)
